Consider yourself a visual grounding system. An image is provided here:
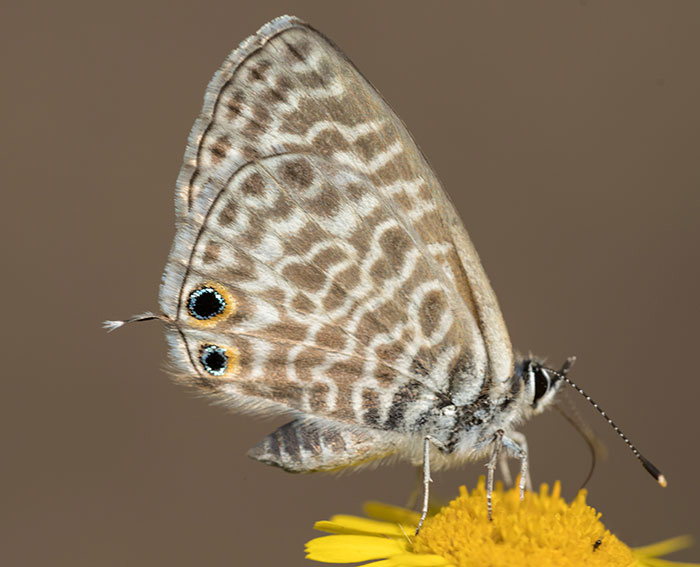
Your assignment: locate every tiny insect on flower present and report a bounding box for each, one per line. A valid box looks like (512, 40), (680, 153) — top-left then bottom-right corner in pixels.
(306, 478), (697, 567)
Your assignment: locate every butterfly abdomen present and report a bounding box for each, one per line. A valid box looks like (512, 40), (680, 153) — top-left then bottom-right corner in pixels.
(248, 418), (397, 472)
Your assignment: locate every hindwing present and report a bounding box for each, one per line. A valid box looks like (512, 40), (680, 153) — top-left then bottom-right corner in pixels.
(160, 16), (513, 431)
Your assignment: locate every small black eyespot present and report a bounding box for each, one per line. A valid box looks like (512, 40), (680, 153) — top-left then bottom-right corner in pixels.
(593, 538), (602, 551)
(200, 345), (228, 376)
(188, 287), (226, 320)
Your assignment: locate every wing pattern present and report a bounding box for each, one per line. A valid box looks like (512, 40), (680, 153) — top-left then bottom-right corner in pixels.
(160, 16), (513, 437)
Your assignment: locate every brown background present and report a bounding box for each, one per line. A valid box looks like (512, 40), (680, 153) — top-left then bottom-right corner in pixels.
(3, 1), (699, 565)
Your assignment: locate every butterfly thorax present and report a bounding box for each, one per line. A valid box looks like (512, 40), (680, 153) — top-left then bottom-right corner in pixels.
(424, 358), (562, 459)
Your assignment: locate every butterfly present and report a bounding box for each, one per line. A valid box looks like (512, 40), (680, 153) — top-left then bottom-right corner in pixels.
(106, 15), (664, 531)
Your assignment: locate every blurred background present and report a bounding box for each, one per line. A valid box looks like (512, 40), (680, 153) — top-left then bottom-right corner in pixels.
(2, 1), (699, 565)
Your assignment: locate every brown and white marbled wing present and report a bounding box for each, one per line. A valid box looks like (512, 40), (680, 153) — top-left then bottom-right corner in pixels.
(160, 15), (514, 431)
(164, 153), (484, 428)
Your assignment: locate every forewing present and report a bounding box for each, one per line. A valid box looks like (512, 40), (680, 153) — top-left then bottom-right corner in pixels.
(160, 16), (513, 430)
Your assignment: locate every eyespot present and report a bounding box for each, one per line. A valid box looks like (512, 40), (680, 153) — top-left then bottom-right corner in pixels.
(188, 287), (226, 319)
(200, 345), (230, 376)
(186, 283), (235, 324)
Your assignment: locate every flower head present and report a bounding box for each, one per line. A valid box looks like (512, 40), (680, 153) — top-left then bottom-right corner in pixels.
(306, 478), (696, 567)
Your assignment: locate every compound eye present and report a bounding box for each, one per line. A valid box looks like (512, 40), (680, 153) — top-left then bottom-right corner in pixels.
(533, 368), (551, 404)
(200, 345), (229, 376)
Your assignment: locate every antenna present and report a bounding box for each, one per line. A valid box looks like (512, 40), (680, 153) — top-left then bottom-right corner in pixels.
(554, 403), (598, 488)
(543, 365), (667, 488)
(552, 356), (607, 488)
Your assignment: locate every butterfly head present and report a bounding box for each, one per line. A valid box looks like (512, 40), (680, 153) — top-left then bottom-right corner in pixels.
(516, 359), (563, 414)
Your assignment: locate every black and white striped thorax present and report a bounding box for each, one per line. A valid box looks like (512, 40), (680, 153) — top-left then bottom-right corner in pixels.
(376, 357), (564, 456)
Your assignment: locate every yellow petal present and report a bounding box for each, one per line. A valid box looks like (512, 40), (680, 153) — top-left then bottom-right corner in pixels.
(635, 537), (694, 558)
(349, 557), (452, 567)
(381, 552), (453, 566)
(305, 534), (408, 563)
(364, 501), (420, 526)
(314, 515), (405, 536)
(358, 561), (398, 567)
(635, 558), (700, 567)
(359, 560), (419, 567)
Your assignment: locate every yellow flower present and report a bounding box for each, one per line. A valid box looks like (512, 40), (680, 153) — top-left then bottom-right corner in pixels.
(306, 478), (697, 567)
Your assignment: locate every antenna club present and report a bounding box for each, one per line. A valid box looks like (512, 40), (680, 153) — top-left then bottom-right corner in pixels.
(549, 365), (666, 488)
(638, 449), (666, 487)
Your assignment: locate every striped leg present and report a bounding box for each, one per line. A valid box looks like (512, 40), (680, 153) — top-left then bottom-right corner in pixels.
(416, 436), (432, 535)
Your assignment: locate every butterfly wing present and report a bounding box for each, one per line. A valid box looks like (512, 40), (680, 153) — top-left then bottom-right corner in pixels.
(160, 16), (513, 435)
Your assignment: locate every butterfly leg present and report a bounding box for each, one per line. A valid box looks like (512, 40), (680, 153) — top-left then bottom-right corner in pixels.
(416, 436), (433, 535)
(486, 430), (505, 520)
(505, 431), (531, 491)
(498, 451), (513, 487)
(502, 434), (528, 499)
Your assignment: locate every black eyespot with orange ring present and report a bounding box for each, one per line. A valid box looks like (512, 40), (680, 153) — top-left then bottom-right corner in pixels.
(186, 283), (235, 325)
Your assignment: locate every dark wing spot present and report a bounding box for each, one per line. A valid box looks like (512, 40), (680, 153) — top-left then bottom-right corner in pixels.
(282, 158), (315, 189)
(315, 324), (347, 351)
(248, 60), (271, 82)
(210, 136), (231, 163)
(225, 91), (245, 119)
(307, 183), (340, 217)
(312, 129), (350, 157)
(362, 389), (381, 426)
(370, 257), (392, 283)
(240, 171), (267, 196)
(354, 131), (383, 161)
(283, 261), (325, 293)
(203, 241), (221, 264)
(284, 40), (309, 61)
(385, 380), (422, 430)
(188, 287), (226, 320)
(309, 382), (330, 413)
(218, 200), (237, 226)
(418, 290), (447, 338)
(242, 145), (260, 161)
(379, 226), (412, 270)
(200, 345), (228, 376)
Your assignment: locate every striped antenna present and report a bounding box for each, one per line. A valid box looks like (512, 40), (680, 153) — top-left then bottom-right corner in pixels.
(544, 365), (667, 488)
